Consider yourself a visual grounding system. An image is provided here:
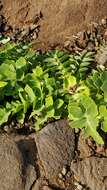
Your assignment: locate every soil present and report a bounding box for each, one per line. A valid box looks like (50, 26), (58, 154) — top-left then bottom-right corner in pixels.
(1, 0), (107, 49)
(0, 1), (107, 190)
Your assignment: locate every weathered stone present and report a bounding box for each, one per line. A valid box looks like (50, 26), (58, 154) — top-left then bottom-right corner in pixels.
(96, 46), (107, 66)
(15, 135), (37, 190)
(0, 134), (24, 190)
(71, 157), (107, 190)
(78, 131), (91, 158)
(42, 186), (53, 190)
(35, 120), (75, 187)
(31, 178), (49, 190)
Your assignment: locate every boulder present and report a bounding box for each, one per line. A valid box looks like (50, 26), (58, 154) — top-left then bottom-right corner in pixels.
(71, 157), (107, 190)
(34, 120), (75, 187)
(0, 134), (24, 190)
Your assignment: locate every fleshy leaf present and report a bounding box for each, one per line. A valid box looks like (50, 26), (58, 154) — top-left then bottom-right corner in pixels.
(101, 81), (107, 102)
(63, 75), (76, 90)
(25, 84), (35, 103)
(84, 117), (104, 144)
(15, 57), (26, 69)
(80, 95), (98, 117)
(0, 108), (11, 125)
(69, 118), (86, 128)
(54, 99), (64, 109)
(33, 66), (43, 77)
(68, 102), (84, 120)
(45, 96), (54, 117)
(99, 105), (107, 132)
(0, 81), (7, 88)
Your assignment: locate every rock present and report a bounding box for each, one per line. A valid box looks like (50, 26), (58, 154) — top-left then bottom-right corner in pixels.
(71, 157), (107, 190)
(104, 30), (107, 41)
(96, 46), (107, 66)
(86, 41), (95, 51)
(78, 131), (92, 158)
(31, 178), (51, 190)
(61, 167), (67, 176)
(0, 133), (24, 190)
(25, 164), (37, 190)
(101, 19), (107, 26)
(42, 186), (53, 190)
(74, 182), (83, 190)
(0, 133), (38, 190)
(34, 120), (75, 187)
(15, 135), (37, 190)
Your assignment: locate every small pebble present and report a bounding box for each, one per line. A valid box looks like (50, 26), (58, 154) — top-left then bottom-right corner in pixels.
(74, 182), (83, 190)
(59, 173), (63, 179)
(96, 145), (105, 153)
(4, 125), (10, 132)
(101, 19), (106, 25)
(62, 167), (67, 176)
(104, 30), (107, 40)
(32, 32), (37, 40)
(43, 186), (53, 190)
(75, 128), (80, 133)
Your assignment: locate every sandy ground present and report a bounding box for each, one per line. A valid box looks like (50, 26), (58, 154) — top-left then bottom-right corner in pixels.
(1, 0), (107, 48)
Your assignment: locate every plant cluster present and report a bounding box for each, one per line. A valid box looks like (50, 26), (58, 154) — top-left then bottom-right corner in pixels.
(0, 42), (107, 144)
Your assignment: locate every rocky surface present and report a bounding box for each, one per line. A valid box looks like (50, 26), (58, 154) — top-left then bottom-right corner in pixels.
(0, 120), (75, 190)
(0, 121), (107, 190)
(96, 46), (107, 66)
(0, 133), (24, 190)
(1, 0), (107, 47)
(15, 136), (37, 190)
(71, 157), (107, 190)
(34, 119), (75, 188)
(77, 131), (91, 159)
(0, 133), (37, 190)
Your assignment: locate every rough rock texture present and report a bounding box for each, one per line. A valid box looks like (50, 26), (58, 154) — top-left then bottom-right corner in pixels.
(35, 120), (75, 187)
(31, 178), (54, 190)
(15, 136), (37, 190)
(1, 0), (107, 47)
(96, 46), (107, 66)
(71, 157), (107, 190)
(0, 134), (24, 190)
(0, 133), (38, 190)
(78, 131), (91, 158)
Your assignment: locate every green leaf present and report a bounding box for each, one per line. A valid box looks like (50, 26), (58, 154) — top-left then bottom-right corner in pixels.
(0, 63), (16, 80)
(80, 61), (91, 67)
(99, 105), (107, 132)
(45, 96), (54, 117)
(33, 66), (43, 77)
(69, 118), (86, 128)
(54, 99), (64, 109)
(63, 75), (76, 90)
(0, 108), (11, 125)
(80, 95), (98, 117)
(45, 96), (53, 108)
(16, 110), (25, 124)
(35, 115), (48, 131)
(84, 117), (104, 144)
(0, 81), (7, 88)
(68, 102), (84, 120)
(19, 91), (29, 113)
(11, 101), (23, 114)
(101, 71), (107, 82)
(15, 57), (26, 69)
(25, 84), (35, 103)
(101, 81), (107, 102)
(99, 105), (107, 118)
